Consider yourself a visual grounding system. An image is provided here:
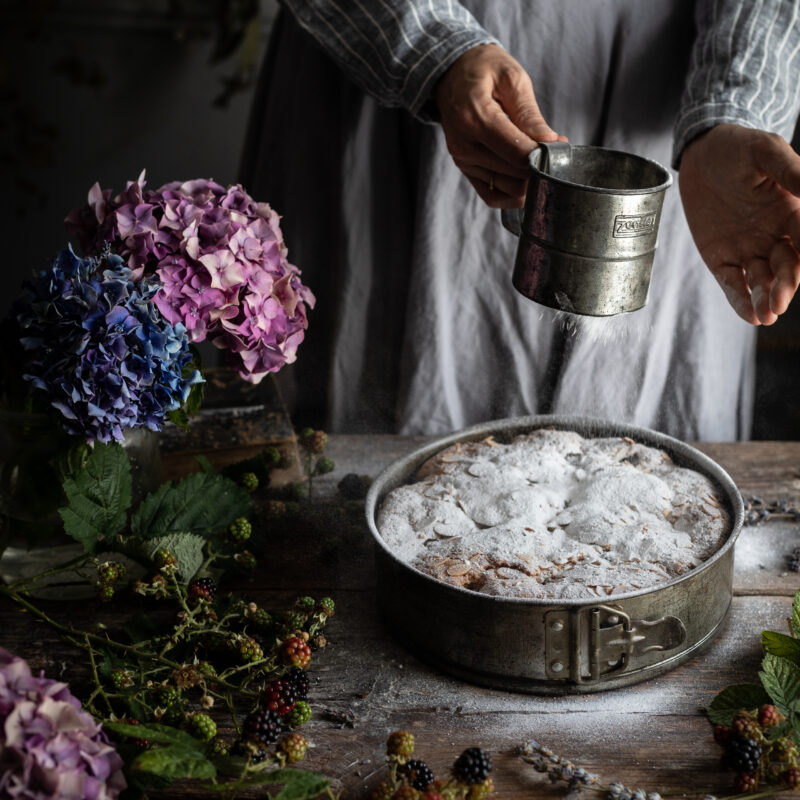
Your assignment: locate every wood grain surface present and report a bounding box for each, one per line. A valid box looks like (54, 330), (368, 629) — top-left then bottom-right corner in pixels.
(1, 436), (798, 799)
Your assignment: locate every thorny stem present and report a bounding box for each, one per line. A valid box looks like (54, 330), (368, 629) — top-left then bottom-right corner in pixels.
(4, 553), (93, 592)
(86, 637), (113, 717)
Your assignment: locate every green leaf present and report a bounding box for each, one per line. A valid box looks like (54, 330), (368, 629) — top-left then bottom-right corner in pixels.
(792, 591), (800, 638)
(58, 443), (131, 552)
(201, 768), (329, 799)
(131, 472), (251, 540)
(131, 745), (216, 780)
(763, 631), (800, 665)
(141, 533), (205, 581)
(104, 722), (201, 749)
(195, 454), (214, 474)
(759, 653), (800, 717)
(706, 683), (772, 725)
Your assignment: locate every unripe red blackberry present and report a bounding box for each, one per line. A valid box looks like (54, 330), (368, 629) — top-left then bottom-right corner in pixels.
(734, 772), (758, 792)
(299, 428), (328, 454)
(387, 730), (415, 761)
(758, 704), (784, 728)
(238, 636), (264, 663)
(282, 636), (311, 668)
(280, 732), (308, 763)
(732, 714), (762, 742)
(785, 767), (800, 789)
(713, 725), (732, 746)
(453, 748), (493, 785)
(188, 577), (217, 605)
(261, 679), (297, 715)
(125, 718), (151, 750)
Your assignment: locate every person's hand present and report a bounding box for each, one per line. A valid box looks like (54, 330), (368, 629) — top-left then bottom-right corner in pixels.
(679, 123), (800, 325)
(434, 44), (565, 209)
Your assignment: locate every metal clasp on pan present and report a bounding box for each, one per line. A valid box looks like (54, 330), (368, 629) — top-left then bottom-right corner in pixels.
(544, 605), (687, 683)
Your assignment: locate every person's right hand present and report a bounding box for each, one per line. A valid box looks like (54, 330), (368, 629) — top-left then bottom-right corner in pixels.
(434, 44), (564, 209)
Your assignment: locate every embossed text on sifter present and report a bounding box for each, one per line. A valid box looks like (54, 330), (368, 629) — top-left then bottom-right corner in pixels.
(502, 143), (673, 316)
(365, 416), (743, 694)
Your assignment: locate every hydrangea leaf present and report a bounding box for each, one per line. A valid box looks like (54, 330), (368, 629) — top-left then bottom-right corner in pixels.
(759, 652), (800, 718)
(131, 472), (250, 540)
(200, 769), (329, 798)
(131, 745), (216, 779)
(58, 442), (131, 552)
(762, 631), (800, 665)
(141, 533), (205, 581)
(705, 683), (772, 725)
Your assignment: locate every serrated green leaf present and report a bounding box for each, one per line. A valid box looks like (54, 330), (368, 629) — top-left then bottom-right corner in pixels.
(58, 443), (131, 552)
(792, 591), (800, 638)
(759, 653), (800, 717)
(141, 533), (205, 581)
(705, 683), (772, 725)
(131, 745), (216, 779)
(131, 472), (251, 540)
(201, 768), (329, 798)
(104, 722), (201, 749)
(195, 454), (214, 474)
(763, 631), (800, 665)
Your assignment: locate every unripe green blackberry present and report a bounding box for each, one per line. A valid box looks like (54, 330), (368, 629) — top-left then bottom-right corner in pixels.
(208, 738), (228, 757)
(156, 685), (180, 708)
(387, 730), (415, 761)
(296, 596), (316, 612)
(252, 607), (273, 629)
(154, 549), (178, 572)
(162, 702), (186, 726)
(369, 782), (394, 800)
(282, 609), (308, 633)
(110, 668), (134, 690)
(189, 713), (217, 742)
(466, 778), (494, 800)
(239, 636), (264, 663)
(262, 446), (281, 466)
(97, 583), (115, 602)
(318, 597), (335, 617)
(732, 712), (763, 742)
(453, 748), (493, 785)
(280, 732), (308, 763)
(228, 517), (252, 543)
(282, 636), (311, 668)
(287, 700), (312, 727)
(240, 472), (259, 492)
(391, 787), (420, 800)
(314, 456), (335, 475)
(774, 737), (800, 765)
(234, 550), (257, 570)
(98, 561), (126, 583)
(287, 481), (307, 501)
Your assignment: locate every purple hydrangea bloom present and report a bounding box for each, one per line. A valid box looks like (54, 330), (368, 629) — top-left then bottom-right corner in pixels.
(0, 648), (126, 799)
(66, 172), (315, 384)
(16, 247), (202, 444)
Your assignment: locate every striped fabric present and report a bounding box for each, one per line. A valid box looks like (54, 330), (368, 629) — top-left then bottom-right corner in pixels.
(280, 0), (800, 157)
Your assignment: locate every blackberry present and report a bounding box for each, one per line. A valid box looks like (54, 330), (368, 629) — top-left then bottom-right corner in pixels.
(387, 730), (415, 760)
(235, 735), (270, 763)
(282, 636), (311, 668)
(399, 759), (435, 791)
(244, 708), (283, 745)
(453, 748), (493, 785)
(314, 456), (335, 475)
(286, 667), (310, 699)
(188, 576), (217, 605)
(726, 737), (761, 773)
(713, 725), (732, 746)
(189, 713), (217, 742)
(788, 547), (800, 572)
(240, 472), (259, 492)
(287, 700), (312, 727)
(261, 679), (297, 715)
(337, 473), (372, 499)
(732, 713), (762, 742)
(280, 732), (308, 763)
(758, 704), (784, 728)
(228, 517), (252, 543)
(299, 428), (328, 455)
(318, 596), (335, 617)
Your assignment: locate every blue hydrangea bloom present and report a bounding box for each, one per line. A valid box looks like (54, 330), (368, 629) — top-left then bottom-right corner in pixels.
(16, 247), (202, 443)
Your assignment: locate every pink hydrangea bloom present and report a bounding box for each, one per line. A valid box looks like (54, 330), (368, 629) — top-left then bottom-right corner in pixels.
(66, 172), (315, 383)
(0, 648), (126, 799)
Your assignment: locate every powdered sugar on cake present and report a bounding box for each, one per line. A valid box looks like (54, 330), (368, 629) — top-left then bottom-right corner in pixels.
(377, 429), (730, 599)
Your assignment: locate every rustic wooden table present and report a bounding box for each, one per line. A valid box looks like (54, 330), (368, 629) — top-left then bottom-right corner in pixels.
(2, 436), (799, 799)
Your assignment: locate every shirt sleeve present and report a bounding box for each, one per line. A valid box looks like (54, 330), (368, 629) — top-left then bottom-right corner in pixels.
(278, 0), (501, 121)
(673, 0), (800, 167)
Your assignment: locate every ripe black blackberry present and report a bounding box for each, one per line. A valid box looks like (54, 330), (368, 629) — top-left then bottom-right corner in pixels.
(244, 708), (282, 744)
(399, 759), (435, 790)
(726, 737), (761, 773)
(286, 667), (310, 699)
(453, 747), (492, 785)
(188, 577), (217, 604)
(261, 679), (297, 715)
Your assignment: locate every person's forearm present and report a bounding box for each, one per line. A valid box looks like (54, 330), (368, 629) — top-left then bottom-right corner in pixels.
(278, 0), (500, 119)
(673, 0), (800, 167)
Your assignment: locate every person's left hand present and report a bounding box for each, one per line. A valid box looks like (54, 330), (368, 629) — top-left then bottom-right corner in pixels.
(679, 123), (800, 325)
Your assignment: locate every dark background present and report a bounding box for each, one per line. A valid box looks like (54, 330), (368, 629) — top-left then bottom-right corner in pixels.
(1, 0), (798, 439)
